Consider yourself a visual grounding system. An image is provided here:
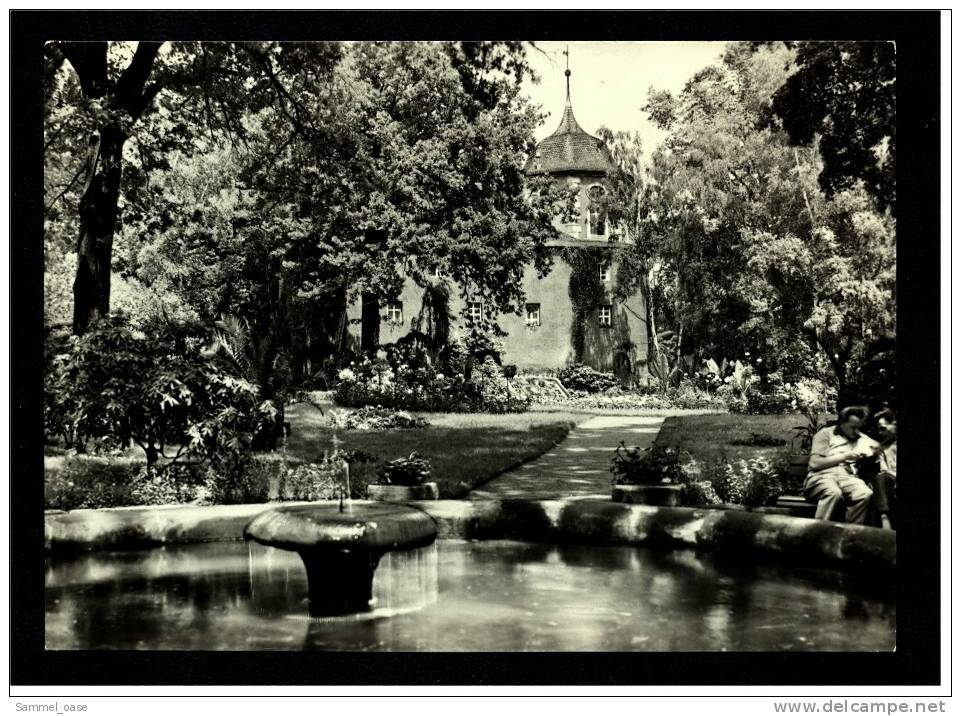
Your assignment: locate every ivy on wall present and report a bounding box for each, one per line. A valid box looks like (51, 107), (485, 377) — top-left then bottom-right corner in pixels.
(560, 246), (606, 362)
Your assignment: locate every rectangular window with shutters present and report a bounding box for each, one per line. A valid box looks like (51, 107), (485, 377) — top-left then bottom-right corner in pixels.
(598, 304), (612, 327)
(598, 263), (611, 282)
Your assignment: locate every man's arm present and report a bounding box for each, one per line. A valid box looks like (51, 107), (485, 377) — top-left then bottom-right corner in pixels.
(808, 430), (860, 472)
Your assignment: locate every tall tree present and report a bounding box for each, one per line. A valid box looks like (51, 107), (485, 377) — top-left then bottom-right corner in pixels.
(48, 41), (341, 334)
(255, 42), (561, 347)
(638, 41), (896, 402)
(770, 41), (896, 214)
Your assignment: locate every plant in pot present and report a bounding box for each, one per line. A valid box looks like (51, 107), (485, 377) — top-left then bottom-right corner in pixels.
(369, 451), (439, 501)
(610, 443), (686, 506)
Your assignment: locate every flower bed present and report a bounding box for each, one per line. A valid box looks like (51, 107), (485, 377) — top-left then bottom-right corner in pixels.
(608, 438), (797, 511)
(333, 356), (530, 413)
(328, 406), (429, 430)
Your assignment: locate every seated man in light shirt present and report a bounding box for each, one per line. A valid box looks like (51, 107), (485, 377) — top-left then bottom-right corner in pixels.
(804, 405), (878, 524)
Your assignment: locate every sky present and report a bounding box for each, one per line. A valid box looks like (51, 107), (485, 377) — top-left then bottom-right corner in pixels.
(520, 41), (729, 155)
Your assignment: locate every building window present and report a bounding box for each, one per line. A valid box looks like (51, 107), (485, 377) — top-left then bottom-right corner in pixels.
(467, 301), (484, 323)
(598, 262), (610, 282)
(525, 303), (541, 328)
(386, 301), (404, 325)
(598, 304), (612, 327)
(588, 185), (607, 236)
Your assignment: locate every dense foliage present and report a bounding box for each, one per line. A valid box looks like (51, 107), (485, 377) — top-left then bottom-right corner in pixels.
(44, 315), (276, 467)
(607, 42), (897, 410)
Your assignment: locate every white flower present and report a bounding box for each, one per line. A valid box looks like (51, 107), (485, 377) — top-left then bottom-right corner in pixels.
(337, 368), (356, 382)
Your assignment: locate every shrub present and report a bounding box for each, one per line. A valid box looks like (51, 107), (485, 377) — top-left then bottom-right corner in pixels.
(666, 380), (727, 409)
(45, 457), (228, 509)
(376, 452), (432, 486)
(611, 443), (684, 486)
(472, 356), (531, 414)
(275, 451), (375, 501)
(277, 461), (343, 502)
(676, 458), (722, 507)
(708, 456), (784, 508)
(206, 457), (274, 505)
(45, 314), (276, 467)
(44, 456), (140, 511)
(558, 363), (621, 393)
(129, 464), (217, 506)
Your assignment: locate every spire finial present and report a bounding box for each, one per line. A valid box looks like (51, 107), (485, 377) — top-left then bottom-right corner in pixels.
(563, 45), (571, 101)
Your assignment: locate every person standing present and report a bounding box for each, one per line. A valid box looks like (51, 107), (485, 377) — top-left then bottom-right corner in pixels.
(805, 406), (878, 523)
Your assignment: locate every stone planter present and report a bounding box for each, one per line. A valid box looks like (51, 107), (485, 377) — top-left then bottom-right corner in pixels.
(611, 484), (684, 507)
(367, 482), (440, 502)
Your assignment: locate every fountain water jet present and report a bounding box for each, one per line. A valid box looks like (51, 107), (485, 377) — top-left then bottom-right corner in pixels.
(244, 503), (437, 617)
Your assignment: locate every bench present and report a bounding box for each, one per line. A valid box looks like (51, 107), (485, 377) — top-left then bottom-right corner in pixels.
(775, 494), (818, 518)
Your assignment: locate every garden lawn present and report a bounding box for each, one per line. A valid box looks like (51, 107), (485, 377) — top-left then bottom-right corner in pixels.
(653, 413), (821, 465)
(284, 403), (589, 498)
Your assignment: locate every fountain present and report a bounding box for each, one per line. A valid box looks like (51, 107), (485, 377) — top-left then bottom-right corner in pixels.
(244, 502), (437, 617)
(243, 430), (438, 617)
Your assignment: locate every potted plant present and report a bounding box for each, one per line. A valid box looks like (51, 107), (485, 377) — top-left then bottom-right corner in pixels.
(610, 443), (685, 506)
(368, 451), (439, 501)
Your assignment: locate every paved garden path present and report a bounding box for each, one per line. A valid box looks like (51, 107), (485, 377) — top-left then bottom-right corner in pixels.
(468, 415), (665, 501)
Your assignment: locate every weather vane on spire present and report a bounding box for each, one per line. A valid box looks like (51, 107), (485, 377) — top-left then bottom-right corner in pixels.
(563, 45), (571, 99)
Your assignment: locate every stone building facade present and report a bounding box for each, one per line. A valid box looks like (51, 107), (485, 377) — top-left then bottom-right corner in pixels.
(347, 72), (649, 382)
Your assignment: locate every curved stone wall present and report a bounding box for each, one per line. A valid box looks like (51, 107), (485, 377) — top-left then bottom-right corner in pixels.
(44, 498), (895, 572)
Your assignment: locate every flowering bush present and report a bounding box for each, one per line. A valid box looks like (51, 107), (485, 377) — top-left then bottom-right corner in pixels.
(376, 452), (432, 486)
(725, 371), (831, 417)
(328, 406), (429, 430)
(708, 456), (784, 508)
(558, 363), (622, 393)
(333, 355), (529, 413)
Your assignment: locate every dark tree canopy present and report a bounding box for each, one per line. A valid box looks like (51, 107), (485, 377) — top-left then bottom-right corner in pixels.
(771, 41), (896, 213)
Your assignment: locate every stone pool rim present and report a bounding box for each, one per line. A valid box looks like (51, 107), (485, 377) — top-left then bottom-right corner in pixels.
(44, 498), (895, 573)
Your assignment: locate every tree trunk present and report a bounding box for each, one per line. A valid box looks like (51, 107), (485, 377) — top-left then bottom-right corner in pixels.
(361, 292), (380, 353)
(73, 126), (125, 334)
(144, 444), (159, 467)
(640, 269), (660, 379)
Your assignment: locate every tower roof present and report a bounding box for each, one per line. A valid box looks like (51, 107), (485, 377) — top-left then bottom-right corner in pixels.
(524, 69), (615, 177)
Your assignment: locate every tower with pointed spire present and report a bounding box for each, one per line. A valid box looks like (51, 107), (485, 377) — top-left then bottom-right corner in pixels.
(524, 63), (616, 241)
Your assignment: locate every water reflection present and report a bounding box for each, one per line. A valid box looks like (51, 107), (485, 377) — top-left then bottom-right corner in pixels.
(45, 540), (895, 651)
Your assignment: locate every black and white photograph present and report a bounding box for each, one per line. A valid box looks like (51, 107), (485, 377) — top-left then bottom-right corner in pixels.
(9, 8), (945, 698)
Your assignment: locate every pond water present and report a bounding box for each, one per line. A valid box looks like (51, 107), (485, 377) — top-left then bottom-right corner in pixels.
(45, 540), (895, 651)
